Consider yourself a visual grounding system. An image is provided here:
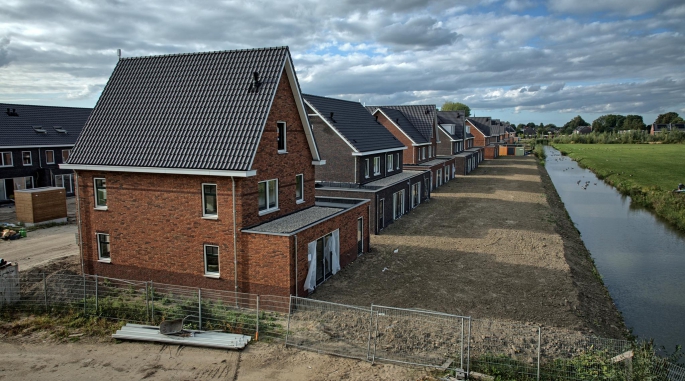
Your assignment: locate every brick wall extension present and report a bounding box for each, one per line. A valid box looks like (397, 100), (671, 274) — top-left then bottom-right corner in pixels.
(374, 112), (417, 164)
(308, 111), (356, 183)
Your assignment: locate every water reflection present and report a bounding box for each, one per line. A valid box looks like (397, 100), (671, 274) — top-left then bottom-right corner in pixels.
(544, 146), (685, 353)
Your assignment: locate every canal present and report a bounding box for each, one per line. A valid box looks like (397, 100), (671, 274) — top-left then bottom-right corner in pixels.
(544, 146), (685, 354)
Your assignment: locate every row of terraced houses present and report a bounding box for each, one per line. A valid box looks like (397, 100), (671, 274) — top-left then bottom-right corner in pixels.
(2, 47), (516, 297)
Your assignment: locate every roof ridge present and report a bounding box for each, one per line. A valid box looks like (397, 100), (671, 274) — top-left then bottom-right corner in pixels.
(0, 103), (93, 110)
(120, 46), (289, 61)
(302, 94), (362, 105)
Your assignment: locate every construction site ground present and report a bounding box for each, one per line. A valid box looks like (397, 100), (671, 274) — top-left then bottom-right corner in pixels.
(0, 156), (626, 380)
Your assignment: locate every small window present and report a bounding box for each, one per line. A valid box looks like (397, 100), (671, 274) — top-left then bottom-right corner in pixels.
(258, 179), (278, 214)
(364, 159), (369, 178)
(62, 149), (70, 162)
(386, 154), (393, 172)
(22, 151), (32, 166)
(97, 233), (111, 262)
(204, 245), (219, 275)
(0, 152), (12, 167)
(45, 150), (55, 164)
(202, 184), (217, 217)
(421, 147), (426, 160)
(428, 146), (432, 158)
(94, 178), (107, 209)
(277, 122), (286, 152)
(395, 153), (400, 170)
(296, 174), (304, 203)
(373, 157), (381, 175)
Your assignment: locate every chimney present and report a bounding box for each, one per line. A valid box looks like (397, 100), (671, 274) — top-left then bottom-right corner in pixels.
(117, 49), (121, 60)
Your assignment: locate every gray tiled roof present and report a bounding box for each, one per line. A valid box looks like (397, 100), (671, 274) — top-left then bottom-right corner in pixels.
(303, 94), (404, 153)
(467, 118), (492, 136)
(243, 206), (342, 234)
(366, 106), (429, 144)
(69, 47), (296, 171)
(377, 105), (436, 141)
(407, 157), (451, 167)
(437, 111), (465, 140)
(0, 103), (91, 148)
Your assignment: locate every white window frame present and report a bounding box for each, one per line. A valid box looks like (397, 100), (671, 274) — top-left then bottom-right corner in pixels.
(364, 159), (370, 178)
(1, 151), (13, 167)
(54, 174), (73, 193)
(295, 173), (305, 204)
(386, 154), (393, 172)
(204, 244), (220, 277)
(421, 147), (426, 160)
(258, 178), (279, 215)
(395, 153), (400, 170)
(202, 183), (218, 218)
(277, 121), (287, 153)
(45, 150), (55, 164)
(428, 146), (432, 158)
(373, 157), (381, 175)
(22, 151), (32, 166)
(97, 233), (111, 263)
(62, 149), (70, 163)
(94, 177), (107, 210)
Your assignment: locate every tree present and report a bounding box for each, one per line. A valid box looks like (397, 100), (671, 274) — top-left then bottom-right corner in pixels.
(655, 112), (684, 124)
(441, 102), (471, 117)
(562, 115), (588, 134)
(526, 122), (536, 128)
(622, 115), (646, 130)
(592, 114), (625, 133)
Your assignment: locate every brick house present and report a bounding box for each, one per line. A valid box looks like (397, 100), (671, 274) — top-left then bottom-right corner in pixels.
(650, 123), (685, 135)
(0, 104), (91, 203)
(367, 105), (457, 191)
(61, 47), (369, 297)
(436, 111), (479, 176)
(466, 117), (500, 160)
(303, 94), (431, 234)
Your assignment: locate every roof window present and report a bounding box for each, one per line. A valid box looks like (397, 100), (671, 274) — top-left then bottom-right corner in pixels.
(53, 126), (67, 134)
(32, 126), (47, 134)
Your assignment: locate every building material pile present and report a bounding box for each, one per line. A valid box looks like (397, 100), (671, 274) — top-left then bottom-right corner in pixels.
(113, 323), (251, 350)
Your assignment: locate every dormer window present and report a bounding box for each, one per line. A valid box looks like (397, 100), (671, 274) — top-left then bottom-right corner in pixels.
(387, 154), (393, 172)
(365, 159), (370, 178)
(395, 153), (400, 170)
(277, 122), (286, 153)
(373, 157), (381, 175)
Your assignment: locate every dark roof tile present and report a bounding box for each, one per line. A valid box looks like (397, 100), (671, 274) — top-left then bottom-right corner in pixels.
(0, 103), (91, 148)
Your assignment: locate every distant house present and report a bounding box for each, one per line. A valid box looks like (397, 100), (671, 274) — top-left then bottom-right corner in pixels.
(436, 111), (480, 175)
(0, 104), (91, 203)
(303, 94), (431, 234)
(650, 123), (685, 135)
(61, 47), (369, 297)
(573, 126), (592, 135)
(522, 127), (536, 137)
(465, 117), (500, 159)
(367, 105), (457, 191)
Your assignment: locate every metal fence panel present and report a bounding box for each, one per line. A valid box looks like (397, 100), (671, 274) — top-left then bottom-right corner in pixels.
(285, 297), (373, 361)
(540, 334), (631, 380)
(370, 305), (468, 372)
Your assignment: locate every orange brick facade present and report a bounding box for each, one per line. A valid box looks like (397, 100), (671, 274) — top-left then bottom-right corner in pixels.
(75, 69), (368, 297)
(374, 112), (438, 165)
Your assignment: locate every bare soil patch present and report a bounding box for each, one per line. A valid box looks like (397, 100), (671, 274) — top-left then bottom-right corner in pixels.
(0, 224), (79, 271)
(311, 156), (625, 338)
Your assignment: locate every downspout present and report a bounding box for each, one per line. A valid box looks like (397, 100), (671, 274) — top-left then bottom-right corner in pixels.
(232, 177), (238, 293)
(75, 172), (84, 275)
(294, 235), (298, 297)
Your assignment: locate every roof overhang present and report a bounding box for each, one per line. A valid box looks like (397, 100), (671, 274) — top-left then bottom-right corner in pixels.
(352, 147), (407, 156)
(1, 144), (74, 149)
(411, 142), (432, 146)
(312, 160), (326, 165)
(60, 164), (257, 177)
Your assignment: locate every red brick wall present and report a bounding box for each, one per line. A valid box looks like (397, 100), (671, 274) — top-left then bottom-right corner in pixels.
(468, 121), (487, 147)
(374, 112), (416, 164)
(237, 233), (292, 295)
(240, 69), (316, 228)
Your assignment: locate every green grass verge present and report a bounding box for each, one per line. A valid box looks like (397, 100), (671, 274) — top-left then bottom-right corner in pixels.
(553, 144), (685, 231)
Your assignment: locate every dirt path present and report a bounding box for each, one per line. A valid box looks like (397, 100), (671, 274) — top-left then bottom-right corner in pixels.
(0, 224), (79, 271)
(311, 156), (625, 338)
(0, 340), (426, 380)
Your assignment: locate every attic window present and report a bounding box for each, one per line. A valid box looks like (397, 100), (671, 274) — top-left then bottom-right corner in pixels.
(53, 126), (67, 134)
(32, 126), (47, 134)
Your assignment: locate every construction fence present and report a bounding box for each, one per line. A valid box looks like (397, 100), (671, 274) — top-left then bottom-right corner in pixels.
(1, 272), (684, 380)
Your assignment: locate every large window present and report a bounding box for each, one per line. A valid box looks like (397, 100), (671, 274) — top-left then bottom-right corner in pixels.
(94, 178), (107, 209)
(45, 150), (55, 164)
(97, 233), (110, 262)
(204, 245), (219, 276)
(258, 179), (278, 214)
(277, 122), (286, 152)
(22, 151), (32, 166)
(62, 149), (70, 162)
(202, 184), (217, 217)
(0, 152), (12, 167)
(411, 182), (421, 208)
(393, 190), (405, 220)
(55, 174), (73, 193)
(296, 174), (304, 203)
(373, 157), (380, 175)
(386, 154), (393, 172)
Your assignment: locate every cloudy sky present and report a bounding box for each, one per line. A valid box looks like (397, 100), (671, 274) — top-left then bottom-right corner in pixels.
(1, 0), (684, 126)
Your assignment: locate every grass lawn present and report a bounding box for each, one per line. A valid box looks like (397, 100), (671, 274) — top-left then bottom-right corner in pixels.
(553, 144), (685, 191)
(553, 144), (685, 231)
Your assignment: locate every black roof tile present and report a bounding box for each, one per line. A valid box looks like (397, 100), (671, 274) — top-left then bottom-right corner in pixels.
(0, 103), (91, 148)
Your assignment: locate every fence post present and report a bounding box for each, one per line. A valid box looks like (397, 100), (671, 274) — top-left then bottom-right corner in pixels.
(150, 280), (154, 324)
(255, 295), (260, 341)
(43, 273), (47, 311)
(144, 281), (149, 324)
(95, 275), (98, 314)
(467, 318), (471, 377)
(461, 317), (465, 371)
(366, 305), (374, 361)
(198, 288), (202, 330)
(83, 274), (86, 315)
(372, 310), (379, 364)
(285, 296), (293, 346)
(537, 327), (541, 381)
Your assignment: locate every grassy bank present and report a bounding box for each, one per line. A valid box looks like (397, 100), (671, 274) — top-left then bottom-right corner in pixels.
(553, 144), (685, 231)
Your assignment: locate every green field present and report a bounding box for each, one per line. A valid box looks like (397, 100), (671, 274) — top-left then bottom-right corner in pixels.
(553, 144), (685, 231)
